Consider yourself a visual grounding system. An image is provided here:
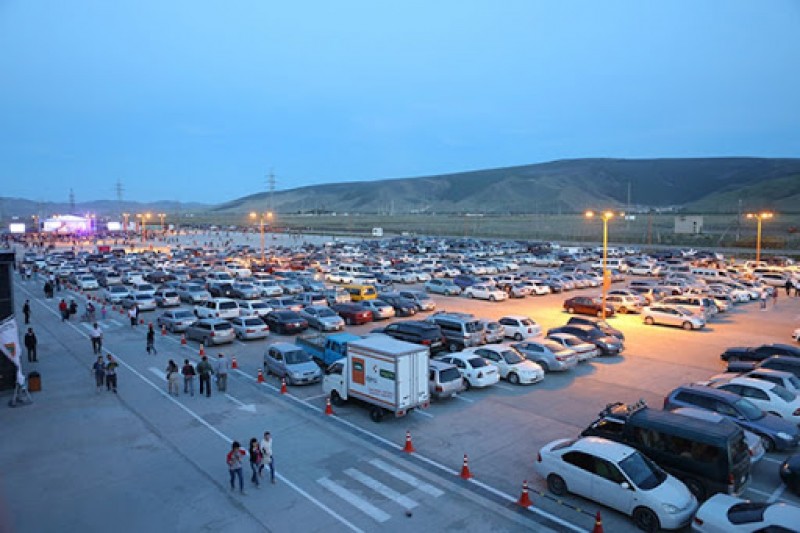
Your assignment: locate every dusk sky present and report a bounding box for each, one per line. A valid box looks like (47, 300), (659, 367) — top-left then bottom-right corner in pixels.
(1, 1), (799, 204)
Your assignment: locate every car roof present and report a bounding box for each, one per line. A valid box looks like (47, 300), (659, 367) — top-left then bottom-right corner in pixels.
(725, 377), (776, 390)
(501, 315), (530, 321)
(569, 437), (636, 461)
(674, 383), (741, 401)
(269, 342), (299, 351)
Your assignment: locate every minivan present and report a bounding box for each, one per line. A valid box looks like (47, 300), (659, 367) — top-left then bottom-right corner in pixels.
(427, 312), (484, 352)
(194, 297), (240, 320)
(429, 360), (465, 400)
(581, 400), (750, 500)
(343, 284), (377, 302)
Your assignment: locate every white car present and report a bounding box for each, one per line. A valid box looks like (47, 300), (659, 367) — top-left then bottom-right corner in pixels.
(76, 274), (99, 290)
(300, 305), (346, 332)
(435, 352), (500, 390)
(238, 299), (273, 318)
(712, 377), (800, 424)
(252, 279), (285, 297)
(467, 345), (544, 385)
(498, 315), (542, 341)
(793, 327), (800, 343)
(629, 264), (661, 276)
(547, 333), (599, 362)
(103, 285), (130, 303)
(229, 316), (270, 340)
(605, 294), (643, 314)
(535, 437), (698, 532)
(154, 289), (180, 307)
(691, 494), (800, 532)
(642, 305), (706, 330)
(520, 279), (551, 296)
(130, 282), (157, 296)
(463, 284), (507, 302)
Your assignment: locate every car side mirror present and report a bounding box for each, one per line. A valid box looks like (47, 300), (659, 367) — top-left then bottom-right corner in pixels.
(620, 482), (631, 490)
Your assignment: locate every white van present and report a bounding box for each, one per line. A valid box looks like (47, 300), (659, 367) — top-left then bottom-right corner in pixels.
(590, 257), (627, 273)
(690, 268), (731, 283)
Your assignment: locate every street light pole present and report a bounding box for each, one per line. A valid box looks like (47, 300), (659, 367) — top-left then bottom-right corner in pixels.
(586, 210), (621, 321)
(250, 212), (266, 264)
(746, 212), (773, 264)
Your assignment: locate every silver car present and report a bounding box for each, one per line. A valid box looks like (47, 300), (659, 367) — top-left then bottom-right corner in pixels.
(156, 309), (196, 333)
(230, 316), (270, 340)
(121, 292), (157, 312)
(178, 283), (211, 304)
(263, 343), (322, 385)
(512, 339), (579, 372)
(154, 289), (181, 307)
(300, 306), (345, 332)
(185, 318), (235, 346)
(359, 299), (396, 320)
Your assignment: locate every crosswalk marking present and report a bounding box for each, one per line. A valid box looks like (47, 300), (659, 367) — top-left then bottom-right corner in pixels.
(369, 459), (444, 497)
(344, 468), (418, 509)
(317, 477), (391, 523)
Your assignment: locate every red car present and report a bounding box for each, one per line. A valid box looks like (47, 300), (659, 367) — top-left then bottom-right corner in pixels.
(563, 296), (615, 318)
(332, 303), (373, 325)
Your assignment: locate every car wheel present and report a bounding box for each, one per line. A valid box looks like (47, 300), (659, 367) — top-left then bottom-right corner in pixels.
(644, 316), (654, 325)
(538, 361), (550, 372)
(202, 337), (209, 347)
(346, 317), (353, 326)
(369, 406), (384, 423)
(448, 342), (459, 353)
(514, 333), (523, 341)
(489, 295), (496, 302)
(330, 390), (345, 406)
(632, 507), (660, 533)
(618, 307), (627, 314)
(596, 310), (604, 318)
(467, 292), (474, 298)
(683, 478), (706, 501)
(567, 307), (575, 314)
(546, 474), (567, 496)
(463, 379), (472, 391)
(682, 321), (693, 331)
(507, 373), (520, 385)
(761, 435), (776, 452)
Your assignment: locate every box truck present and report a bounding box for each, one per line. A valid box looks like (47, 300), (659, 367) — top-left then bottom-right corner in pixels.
(323, 335), (430, 422)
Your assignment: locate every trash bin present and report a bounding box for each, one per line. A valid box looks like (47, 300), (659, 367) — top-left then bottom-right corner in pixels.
(28, 371), (41, 392)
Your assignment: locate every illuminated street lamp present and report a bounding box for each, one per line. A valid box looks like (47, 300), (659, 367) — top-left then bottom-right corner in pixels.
(585, 210), (624, 320)
(745, 212), (774, 265)
(122, 212), (130, 235)
(31, 214), (40, 234)
(136, 213), (152, 242)
(249, 211), (274, 263)
(158, 213), (166, 233)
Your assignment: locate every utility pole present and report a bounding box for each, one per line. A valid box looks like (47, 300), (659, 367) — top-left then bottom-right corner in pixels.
(69, 188), (75, 213)
(267, 169), (276, 214)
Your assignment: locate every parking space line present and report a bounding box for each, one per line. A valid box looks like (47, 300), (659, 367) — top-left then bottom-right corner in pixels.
(317, 477), (390, 522)
(369, 459), (444, 497)
(412, 409), (434, 418)
(305, 392), (329, 401)
(344, 468), (418, 509)
(768, 483), (787, 503)
(745, 487), (773, 498)
(453, 394), (474, 403)
(761, 457), (784, 465)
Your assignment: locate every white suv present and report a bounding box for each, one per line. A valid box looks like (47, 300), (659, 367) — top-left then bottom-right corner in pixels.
(194, 297), (240, 320)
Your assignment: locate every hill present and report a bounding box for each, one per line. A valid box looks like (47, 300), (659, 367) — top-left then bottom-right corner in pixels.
(215, 157), (800, 215)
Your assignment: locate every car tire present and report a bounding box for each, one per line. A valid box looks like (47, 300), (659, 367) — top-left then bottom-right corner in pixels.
(507, 373), (520, 385)
(644, 316), (654, 325)
(369, 406), (384, 423)
(546, 474), (567, 496)
(330, 390), (345, 406)
(463, 379), (472, 391)
(538, 361), (550, 372)
(489, 295), (496, 302)
(514, 333), (523, 341)
(618, 307), (627, 314)
(448, 342), (459, 353)
(632, 507), (660, 533)
(567, 307), (575, 314)
(346, 317), (353, 326)
(467, 292), (474, 299)
(683, 478), (705, 501)
(682, 321), (693, 331)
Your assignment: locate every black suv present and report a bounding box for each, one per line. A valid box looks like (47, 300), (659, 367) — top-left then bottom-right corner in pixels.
(374, 321), (445, 353)
(547, 324), (623, 356)
(720, 344), (800, 363)
(208, 282), (235, 298)
(728, 355), (800, 377)
(566, 316), (625, 341)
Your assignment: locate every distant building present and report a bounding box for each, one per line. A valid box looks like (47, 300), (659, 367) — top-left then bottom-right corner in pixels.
(674, 215), (703, 234)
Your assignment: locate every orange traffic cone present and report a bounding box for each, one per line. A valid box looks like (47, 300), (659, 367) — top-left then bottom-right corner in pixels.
(231, 356), (238, 369)
(460, 454), (472, 479)
(592, 511), (603, 533)
(199, 344), (205, 357)
(180, 334), (187, 345)
(120, 307), (125, 315)
(403, 430), (415, 453)
(161, 325), (167, 335)
(280, 378), (287, 394)
(325, 398), (334, 415)
(111, 305), (117, 311)
(257, 369), (265, 383)
(517, 480), (532, 507)
(139, 318), (144, 325)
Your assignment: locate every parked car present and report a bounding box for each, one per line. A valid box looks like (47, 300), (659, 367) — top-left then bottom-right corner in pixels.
(566, 316), (625, 341)
(263, 342), (322, 385)
(264, 311), (309, 335)
(208, 282), (236, 298)
(512, 339), (578, 372)
(692, 494), (800, 532)
(546, 333), (599, 362)
(466, 345), (544, 385)
(230, 282), (261, 300)
(264, 296), (303, 312)
(103, 284), (130, 304)
(781, 454), (800, 496)
(605, 294), (643, 314)
(463, 283), (507, 301)
(76, 274), (99, 290)
(478, 320), (505, 344)
(435, 352), (500, 389)
(642, 305), (706, 330)
(424, 278), (462, 296)
(373, 321), (445, 352)
(672, 407), (765, 466)
(379, 293), (418, 317)
(534, 436), (697, 532)
(397, 290), (436, 311)
(185, 318), (235, 346)
(300, 305), (346, 332)
(120, 292), (157, 312)
(710, 377), (800, 425)
(229, 316), (270, 340)
(177, 283), (211, 304)
(237, 299), (272, 318)
(194, 297), (239, 320)
(331, 303), (373, 325)
(154, 288), (180, 308)
(563, 296), (615, 318)
(358, 299), (396, 320)
(428, 359), (465, 400)
(156, 309), (196, 333)
(720, 344), (800, 363)
(727, 355), (800, 379)
(547, 324), (623, 356)
(498, 315), (542, 341)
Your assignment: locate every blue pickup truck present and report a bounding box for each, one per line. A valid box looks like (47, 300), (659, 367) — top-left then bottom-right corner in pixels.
(295, 332), (362, 367)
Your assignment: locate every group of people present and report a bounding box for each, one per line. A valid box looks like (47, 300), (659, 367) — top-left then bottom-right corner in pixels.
(226, 432), (275, 493)
(163, 354), (230, 397)
(785, 279), (800, 297)
(91, 354), (119, 393)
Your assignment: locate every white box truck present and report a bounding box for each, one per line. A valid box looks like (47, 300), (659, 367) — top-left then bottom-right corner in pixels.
(323, 335), (430, 422)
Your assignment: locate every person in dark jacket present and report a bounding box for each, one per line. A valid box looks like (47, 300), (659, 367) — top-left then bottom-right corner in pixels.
(22, 300), (31, 324)
(24, 328), (37, 362)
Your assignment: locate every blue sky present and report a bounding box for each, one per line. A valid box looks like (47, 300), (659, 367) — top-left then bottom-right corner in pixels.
(1, 1), (799, 204)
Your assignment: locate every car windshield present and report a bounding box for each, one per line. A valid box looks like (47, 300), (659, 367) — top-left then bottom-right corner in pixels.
(467, 357), (489, 368)
(135, 295), (151, 301)
(285, 350), (312, 364)
(543, 340), (565, 352)
(244, 319), (263, 326)
(519, 318), (534, 326)
(770, 383), (796, 402)
(318, 308), (336, 317)
(561, 337), (582, 347)
(501, 350), (523, 364)
(219, 302), (237, 310)
(734, 398), (765, 420)
(188, 287), (204, 293)
(619, 451), (666, 490)
(251, 302), (268, 309)
(215, 323), (232, 331)
(465, 321), (482, 333)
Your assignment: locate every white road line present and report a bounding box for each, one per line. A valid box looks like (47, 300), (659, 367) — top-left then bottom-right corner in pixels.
(149, 367), (166, 380)
(305, 392), (330, 401)
(344, 468), (418, 509)
(494, 383), (516, 392)
(317, 477), (391, 523)
(761, 457), (784, 465)
(15, 282), (364, 533)
(107, 318), (122, 327)
(768, 483), (787, 503)
(745, 487), (773, 498)
(369, 459), (444, 497)
(412, 409), (434, 418)
(81, 323), (93, 332)
(453, 393), (474, 403)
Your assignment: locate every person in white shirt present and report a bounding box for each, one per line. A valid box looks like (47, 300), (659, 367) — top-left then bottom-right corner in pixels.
(90, 323), (103, 354)
(259, 431), (275, 484)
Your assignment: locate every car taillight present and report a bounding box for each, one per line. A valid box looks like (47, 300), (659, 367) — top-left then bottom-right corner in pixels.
(693, 517), (703, 526)
(663, 397), (668, 409)
(421, 339), (431, 345)
(727, 473), (735, 493)
(748, 448), (753, 457)
(246, 329), (255, 333)
(435, 385), (443, 392)
(794, 408), (800, 416)
(210, 332), (215, 337)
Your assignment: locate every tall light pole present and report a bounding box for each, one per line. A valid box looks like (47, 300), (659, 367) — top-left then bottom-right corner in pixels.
(746, 212), (773, 265)
(122, 212), (130, 235)
(158, 213), (166, 233)
(249, 211), (273, 264)
(136, 213), (152, 243)
(585, 210), (622, 320)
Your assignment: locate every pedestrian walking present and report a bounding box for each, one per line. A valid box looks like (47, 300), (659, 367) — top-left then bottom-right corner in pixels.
(197, 355), (214, 397)
(69, 298), (78, 318)
(129, 305), (139, 327)
(146, 324), (157, 354)
(55, 276), (61, 292)
(22, 300), (31, 324)
(249, 438), (262, 487)
(182, 359), (196, 396)
(43, 280), (53, 298)
(773, 288), (779, 308)
(760, 290), (768, 310)
(90, 323), (103, 354)
(786, 279), (793, 296)
(215, 353), (230, 392)
(165, 359), (180, 396)
(105, 354), (118, 393)
(794, 279), (800, 297)
(59, 299), (68, 321)
(101, 305), (107, 320)
(92, 356), (105, 392)
(226, 441), (246, 494)
(259, 431), (275, 484)
(24, 327), (37, 362)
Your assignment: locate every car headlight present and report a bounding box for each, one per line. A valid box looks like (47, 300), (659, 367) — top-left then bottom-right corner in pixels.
(661, 503), (679, 514)
(777, 432), (793, 441)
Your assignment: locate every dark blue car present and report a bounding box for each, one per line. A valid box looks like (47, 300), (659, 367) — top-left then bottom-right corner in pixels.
(453, 274), (479, 289)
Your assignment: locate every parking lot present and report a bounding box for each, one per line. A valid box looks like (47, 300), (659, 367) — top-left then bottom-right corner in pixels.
(5, 231), (800, 532)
